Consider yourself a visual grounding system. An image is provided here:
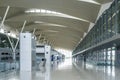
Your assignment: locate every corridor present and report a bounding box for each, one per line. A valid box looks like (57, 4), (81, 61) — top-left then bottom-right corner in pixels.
(0, 58), (120, 80)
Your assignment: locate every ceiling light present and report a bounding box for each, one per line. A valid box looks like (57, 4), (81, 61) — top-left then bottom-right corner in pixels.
(34, 21), (44, 24)
(46, 10), (52, 13)
(46, 23), (67, 28)
(25, 8), (89, 22)
(25, 9), (59, 14)
(60, 14), (89, 22)
(46, 30), (59, 33)
(57, 12), (62, 15)
(25, 9), (34, 13)
(34, 21), (67, 28)
(41, 9), (46, 13)
(78, 0), (100, 5)
(35, 9), (40, 13)
(52, 11), (57, 14)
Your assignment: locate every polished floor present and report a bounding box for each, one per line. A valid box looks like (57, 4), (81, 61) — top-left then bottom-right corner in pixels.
(0, 59), (120, 80)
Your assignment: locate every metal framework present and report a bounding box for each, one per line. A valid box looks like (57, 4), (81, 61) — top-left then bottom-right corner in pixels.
(72, 0), (120, 66)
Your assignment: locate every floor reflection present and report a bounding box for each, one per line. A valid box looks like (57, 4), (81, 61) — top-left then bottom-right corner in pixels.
(73, 61), (118, 80)
(1, 58), (120, 80)
(20, 71), (32, 80)
(57, 58), (72, 70)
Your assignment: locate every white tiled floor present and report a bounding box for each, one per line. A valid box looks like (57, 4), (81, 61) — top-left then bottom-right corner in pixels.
(52, 58), (81, 80)
(0, 58), (120, 80)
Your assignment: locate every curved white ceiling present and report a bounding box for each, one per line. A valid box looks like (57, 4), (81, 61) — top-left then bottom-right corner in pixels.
(0, 0), (112, 50)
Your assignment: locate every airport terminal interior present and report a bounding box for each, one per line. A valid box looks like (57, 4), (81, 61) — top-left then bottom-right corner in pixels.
(1, 0), (120, 80)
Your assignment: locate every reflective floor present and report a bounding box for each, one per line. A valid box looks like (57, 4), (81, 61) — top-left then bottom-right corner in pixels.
(0, 58), (120, 80)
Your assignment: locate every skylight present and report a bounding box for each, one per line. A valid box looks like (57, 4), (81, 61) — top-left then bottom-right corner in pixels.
(25, 9), (89, 22)
(45, 23), (67, 27)
(78, 0), (100, 5)
(39, 29), (59, 33)
(46, 30), (59, 33)
(34, 21), (67, 28)
(25, 9), (61, 15)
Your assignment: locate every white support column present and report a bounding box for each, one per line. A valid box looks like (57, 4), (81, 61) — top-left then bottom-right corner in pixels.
(0, 6), (11, 49)
(36, 34), (41, 44)
(20, 20), (26, 33)
(0, 5), (19, 69)
(0, 6), (10, 29)
(20, 32), (36, 80)
(16, 20), (27, 51)
(43, 37), (46, 44)
(33, 28), (36, 35)
(20, 33), (32, 71)
(38, 34), (41, 40)
(45, 45), (51, 80)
